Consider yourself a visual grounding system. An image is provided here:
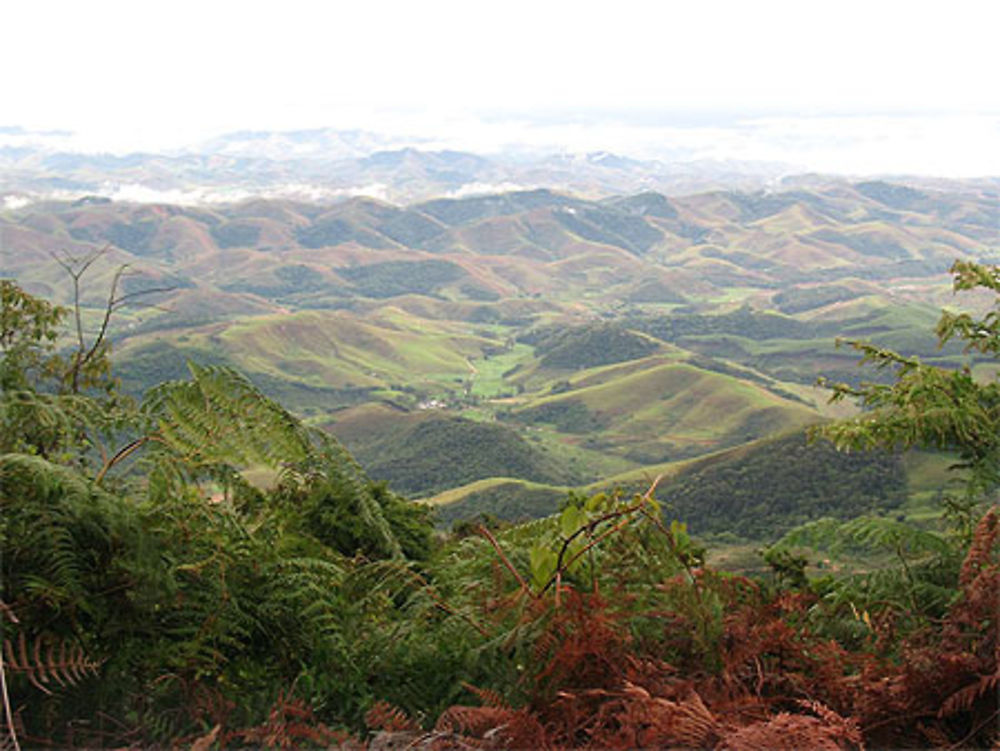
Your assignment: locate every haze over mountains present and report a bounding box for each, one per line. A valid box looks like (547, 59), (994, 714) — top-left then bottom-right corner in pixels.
(5, 123), (998, 208)
(0, 124), (791, 205)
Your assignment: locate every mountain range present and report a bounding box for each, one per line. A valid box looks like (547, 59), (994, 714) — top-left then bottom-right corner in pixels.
(2, 169), (998, 531)
(6, 125), (996, 207)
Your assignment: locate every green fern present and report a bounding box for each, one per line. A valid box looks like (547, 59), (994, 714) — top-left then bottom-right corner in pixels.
(133, 363), (402, 555)
(776, 515), (951, 559)
(1, 454), (110, 614)
(771, 515), (961, 635)
(0, 389), (118, 461)
(140, 363), (310, 474)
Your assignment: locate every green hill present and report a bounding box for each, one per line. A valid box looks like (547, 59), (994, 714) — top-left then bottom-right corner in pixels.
(530, 322), (662, 370)
(425, 429), (907, 540)
(337, 413), (573, 497)
(642, 431), (906, 539)
(432, 479), (570, 526)
(508, 359), (818, 463)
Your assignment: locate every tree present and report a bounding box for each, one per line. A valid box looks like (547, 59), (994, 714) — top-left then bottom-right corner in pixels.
(0, 280), (65, 392)
(49, 245), (173, 395)
(819, 259), (1000, 533)
(0, 281), (86, 457)
(1, 248), (174, 461)
(0, 277), (124, 460)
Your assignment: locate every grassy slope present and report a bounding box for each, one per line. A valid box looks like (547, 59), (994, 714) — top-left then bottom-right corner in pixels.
(509, 360), (819, 459)
(116, 307), (502, 400)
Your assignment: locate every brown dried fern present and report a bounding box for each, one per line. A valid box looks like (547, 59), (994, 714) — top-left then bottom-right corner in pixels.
(591, 683), (719, 750)
(227, 691), (343, 750)
(940, 671), (1000, 717)
(2, 634), (102, 695)
(462, 683), (508, 710)
(433, 685), (548, 750)
(944, 506), (999, 647)
(435, 705), (516, 738)
(717, 701), (864, 751)
(959, 506), (998, 588)
(365, 700), (419, 733)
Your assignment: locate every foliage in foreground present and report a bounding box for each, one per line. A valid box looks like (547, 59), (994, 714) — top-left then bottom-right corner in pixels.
(2, 261), (1000, 748)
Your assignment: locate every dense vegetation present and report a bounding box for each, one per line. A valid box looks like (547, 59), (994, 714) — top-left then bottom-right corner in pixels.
(513, 398), (608, 434)
(338, 259), (466, 299)
(1, 262), (998, 749)
(430, 431), (907, 538)
(347, 414), (572, 497)
(653, 432), (906, 538)
(630, 306), (820, 343)
(529, 323), (661, 370)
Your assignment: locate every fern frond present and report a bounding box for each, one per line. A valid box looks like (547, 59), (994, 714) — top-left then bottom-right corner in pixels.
(0, 389), (113, 458)
(1, 453), (120, 609)
(3, 634), (101, 695)
(435, 704), (514, 736)
(228, 691), (340, 750)
(463, 683), (508, 710)
(143, 363), (311, 469)
(940, 672), (1000, 717)
(840, 516), (951, 557)
(718, 711), (863, 751)
(0, 729), (18, 751)
(136, 364), (406, 556)
(365, 700), (419, 732)
(776, 515), (949, 558)
(959, 506), (998, 588)
(0, 452), (97, 506)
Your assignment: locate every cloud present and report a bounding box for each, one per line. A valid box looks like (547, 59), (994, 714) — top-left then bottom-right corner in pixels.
(445, 182), (538, 198)
(0, 181), (394, 209)
(727, 115), (1000, 176)
(3, 195), (32, 210)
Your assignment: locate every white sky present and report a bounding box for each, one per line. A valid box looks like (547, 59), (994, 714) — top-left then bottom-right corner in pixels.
(3, 0), (999, 174)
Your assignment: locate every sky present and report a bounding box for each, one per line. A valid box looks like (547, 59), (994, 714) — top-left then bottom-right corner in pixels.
(3, 0), (999, 175)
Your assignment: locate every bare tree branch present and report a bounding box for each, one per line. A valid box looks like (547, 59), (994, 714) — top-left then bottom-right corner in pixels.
(48, 246), (175, 393)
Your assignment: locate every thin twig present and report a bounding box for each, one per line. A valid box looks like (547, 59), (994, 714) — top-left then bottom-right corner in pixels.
(477, 525), (529, 592)
(552, 500), (646, 578)
(545, 477), (663, 596)
(542, 515), (634, 595)
(946, 707), (1000, 750)
(50, 247), (175, 393)
(95, 434), (159, 484)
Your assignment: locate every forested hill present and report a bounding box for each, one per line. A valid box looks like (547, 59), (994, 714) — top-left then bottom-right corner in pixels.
(431, 429), (906, 537)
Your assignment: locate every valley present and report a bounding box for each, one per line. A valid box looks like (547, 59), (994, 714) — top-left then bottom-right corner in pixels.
(3, 178), (996, 538)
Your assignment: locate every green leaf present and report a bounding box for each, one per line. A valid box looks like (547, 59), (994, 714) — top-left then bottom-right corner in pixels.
(559, 505), (585, 538)
(585, 492), (607, 513)
(529, 545), (557, 589)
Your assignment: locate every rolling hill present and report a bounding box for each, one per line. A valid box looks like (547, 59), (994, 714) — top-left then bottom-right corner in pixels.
(3, 179), (996, 529)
